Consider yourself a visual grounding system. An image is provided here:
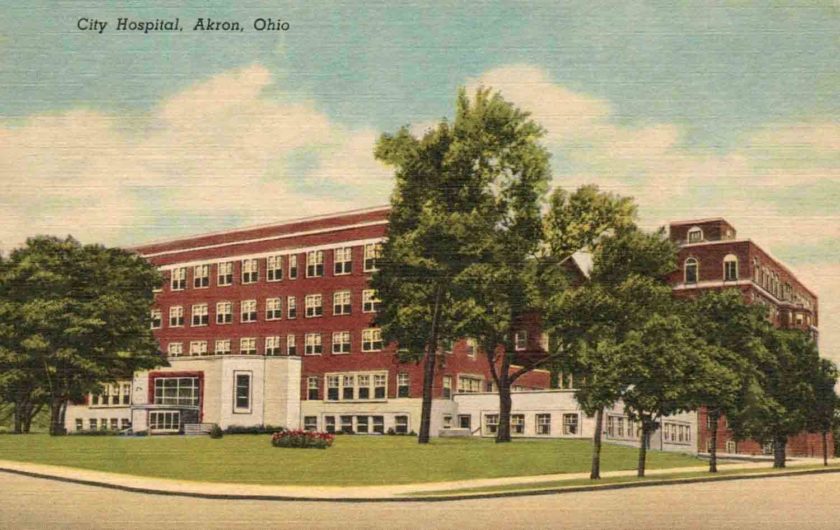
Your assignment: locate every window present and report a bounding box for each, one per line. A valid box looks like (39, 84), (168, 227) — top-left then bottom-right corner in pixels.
(333, 290), (351, 315)
(215, 339), (231, 355)
(726, 440), (736, 453)
(562, 414), (579, 435)
(266, 297), (282, 320)
(265, 336), (282, 356)
(397, 373), (410, 397)
(153, 377), (199, 406)
(150, 309), (162, 329)
(459, 415), (472, 430)
(362, 289), (381, 313)
(287, 296), (297, 319)
(442, 339), (454, 354)
(684, 257), (699, 284)
(334, 247), (352, 275)
(121, 418), (131, 430)
(305, 333), (322, 355)
(465, 338), (477, 358)
(307, 376), (319, 400)
(288, 254), (298, 279)
(218, 262), (233, 286)
(239, 337), (257, 355)
(306, 250), (324, 277)
(457, 375), (482, 393)
(724, 254), (738, 281)
(540, 333), (549, 352)
(234, 373), (251, 412)
(342, 375), (355, 400)
(558, 372), (574, 390)
(364, 243), (382, 272)
(121, 383), (131, 405)
(536, 414), (551, 435)
(169, 306), (184, 327)
(332, 331), (351, 354)
(267, 255), (283, 282)
(287, 334), (297, 356)
(374, 374), (386, 399)
(89, 418), (97, 430)
(75, 418), (83, 431)
(443, 415), (452, 430)
(189, 340), (207, 356)
(687, 227), (703, 243)
(241, 259), (259, 284)
(304, 416), (317, 431)
(395, 415), (408, 434)
(167, 342), (183, 357)
(341, 415), (353, 433)
(325, 416), (336, 433)
(356, 415), (369, 434)
(216, 301), (232, 324)
(511, 414), (525, 435)
(241, 299), (257, 323)
(193, 264), (209, 288)
(484, 414), (499, 435)
(327, 375), (340, 401)
(305, 294), (323, 318)
(373, 415), (385, 434)
(191, 303), (208, 327)
(514, 330), (527, 351)
(442, 375), (452, 399)
(357, 375), (370, 399)
(362, 328), (383, 352)
(171, 267), (186, 290)
(149, 411), (180, 432)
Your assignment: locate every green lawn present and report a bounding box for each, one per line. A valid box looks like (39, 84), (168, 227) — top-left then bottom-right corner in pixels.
(0, 434), (703, 486)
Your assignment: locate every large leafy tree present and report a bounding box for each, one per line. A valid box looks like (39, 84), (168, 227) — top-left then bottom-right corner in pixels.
(806, 358), (839, 466)
(0, 236), (165, 435)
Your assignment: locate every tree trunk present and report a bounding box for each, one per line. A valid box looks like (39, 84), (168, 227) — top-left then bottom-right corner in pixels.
(48, 397), (66, 436)
(418, 285), (443, 444)
(773, 435), (786, 468)
(637, 421), (649, 478)
(13, 402), (22, 434)
(823, 431), (829, 466)
(590, 408), (604, 479)
(495, 355), (513, 443)
(708, 409), (719, 473)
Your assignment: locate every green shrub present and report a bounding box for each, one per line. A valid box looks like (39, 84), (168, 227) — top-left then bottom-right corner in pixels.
(209, 424), (223, 439)
(225, 424), (285, 435)
(69, 429), (121, 436)
(271, 430), (334, 449)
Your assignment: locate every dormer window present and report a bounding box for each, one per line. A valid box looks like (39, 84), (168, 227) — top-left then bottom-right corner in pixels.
(684, 257), (699, 284)
(723, 254), (738, 282)
(687, 227), (703, 244)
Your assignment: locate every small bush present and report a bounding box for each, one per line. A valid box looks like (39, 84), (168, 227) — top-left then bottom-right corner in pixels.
(225, 424), (286, 435)
(408, 430), (417, 436)
(387, 428), (396, 436)
(271, 430), (334, 449)
(70, 429), (121, 436)
(209, 424), (223, 439)
(133, 430), (149, 437)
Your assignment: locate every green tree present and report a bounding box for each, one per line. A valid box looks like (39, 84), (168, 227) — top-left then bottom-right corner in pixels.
(805, 358), (838, 466)
(1, 236), (165, 435)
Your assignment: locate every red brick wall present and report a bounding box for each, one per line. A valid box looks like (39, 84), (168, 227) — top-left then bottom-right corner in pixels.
(669, 219), (736, 244)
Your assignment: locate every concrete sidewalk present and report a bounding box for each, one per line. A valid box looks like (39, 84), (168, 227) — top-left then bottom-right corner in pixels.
(0, 457), (831, 501)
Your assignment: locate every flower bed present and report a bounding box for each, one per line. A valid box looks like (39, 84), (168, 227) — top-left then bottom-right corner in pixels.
(271, 430), (334, 449)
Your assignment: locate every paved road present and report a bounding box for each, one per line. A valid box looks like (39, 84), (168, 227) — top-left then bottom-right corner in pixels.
(1, 471), (838, 529)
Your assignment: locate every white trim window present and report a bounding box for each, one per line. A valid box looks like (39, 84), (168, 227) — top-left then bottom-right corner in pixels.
(342, 375), (355, 400)
(217, 262), (233, 286)
(169, 306), (184, 327)
(374, 374), (387, 399)
(305, 333), (322, 355)
(326, 375), (340, 401)
(395, 415), (408, 434)
(457, 375), (482, 393)
(334, 247), (353, 275)
(484, 414), (499, 436)
(514, 330), (528, 351)
(239, 337), (257, 355)
(155, 379), (198, 407)
(288, 254), (298, 279)
(362, 328), (383, 352)
(241, 259), (259, 284)
(170, 267), (186, 291)
(267, 255), (283, 282)
(307, 377), (319, 400)
(511, 414), (525, 435)
(306, 250), (324, 278)
(332, 331), (351, 354)
(684, 257), (699, 284)
(536, 413), (551, 435)
(193, 264), (210, 288)
(216, 301), (232, 324)
(215, 339), (231, 355)
(241, 299), (257, 323)
(305, 294), (323, 318)
(287, 296), (297, 319)
(362, 289), (381, 313)
(333, 290), (351, 315)
(234, 372), (251, 413)
(266, 297), (282, 320)
(724, 254), (739, 282)
(167, 342), (183, 357)
(304, 416), (318, 431)
(191, 303), (208, 327)
(189, 340), (207, 356)
(364, 243), (382, 272)
(442, 375), (453, 399)
(465, 338), (477, 358)
(397, 372), (410, 397)
(687, 226), (703, 243)
(265, 336), (282, 356)
(149, 411), (180, 432)
(150, 309), (162, 329)
(562, 413), (579, 435)
(287, 334), (297, 356)
(357, 374), (371, 399)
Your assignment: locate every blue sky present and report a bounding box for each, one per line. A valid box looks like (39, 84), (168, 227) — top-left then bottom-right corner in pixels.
(0, 1), (838, 358)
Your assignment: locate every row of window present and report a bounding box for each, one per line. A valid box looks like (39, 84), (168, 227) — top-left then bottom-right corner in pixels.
(75, 418), (131, 431)
(153, 290), (382, 329)
(661, 421), (692, 444)
(166, 329), (384, 357)
(89, 383), (131, 407)
(305, 415), (409, 434)
(165, 244), (383, 291)
(309, 372), (400, 401)
(606, 415), (638, 440)
(683, 254), (740, 284)
(483, 413), (579, 436)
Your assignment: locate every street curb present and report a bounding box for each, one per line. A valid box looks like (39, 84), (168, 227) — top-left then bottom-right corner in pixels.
(1, 465), (839, 503)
